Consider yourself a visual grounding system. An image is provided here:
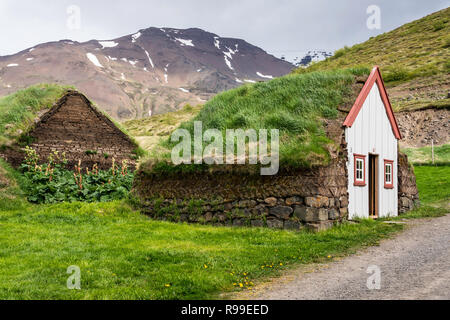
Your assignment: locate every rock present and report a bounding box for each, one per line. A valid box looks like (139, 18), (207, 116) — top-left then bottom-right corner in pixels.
(255, 204), (269, 216)
(251, 220), (264, 227)
(224, 202), (233, 210)
(266, 219), (283, 229)
(264, 197), (277, 207)
(286, 196), (303, 206)
(204, 212), (213, 222)
(269, 206), (293, 219)
(305, 196), (329, 208)
(242, 209), (252, 217)
(339, 207), (348, 219)
(216, 214), (227, 222)
(401, 197), (412, 208)
(318, 208), (329, 221)
(284, 220), (301, 231)
(239, 200), (257, 208)
(306, 221), (334, 233)
(294, 206), (319, 222)
(233, 219), (244, 227)
(328, 198), (335, 207)
(339, 196), (348, 207)
(328, 208), (339, 220)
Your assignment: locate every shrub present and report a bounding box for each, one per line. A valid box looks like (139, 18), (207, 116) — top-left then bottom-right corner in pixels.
(20, 148), (133, 204)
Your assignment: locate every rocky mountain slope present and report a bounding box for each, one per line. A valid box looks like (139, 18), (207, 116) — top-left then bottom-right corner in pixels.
(294, 7), (450, 113)
(293, 7), (450, 148)
(0, 27), (293, 120)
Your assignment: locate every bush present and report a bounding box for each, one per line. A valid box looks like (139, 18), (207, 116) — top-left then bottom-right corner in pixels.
(20, 147), (133, 204)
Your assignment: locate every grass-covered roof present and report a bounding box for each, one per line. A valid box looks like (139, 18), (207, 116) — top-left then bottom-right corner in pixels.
(0, 84), (145, 157)
(0, 84), (72, 147)
(141, 67), (371, 174)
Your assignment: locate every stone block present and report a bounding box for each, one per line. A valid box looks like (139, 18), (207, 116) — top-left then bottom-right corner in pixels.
(267, 219), (283, 229)
(328, 208), (339, 220)
(294, 206), (319, 222)
(284, 220), (301, 231)
(264, 197), (277, 207)
(305, 196), (329, 208)
(251, 220), (264, 227)
(286, 196), (303, 206)
(270, 206), (293, 219)
(339, 196), (348, 207)
(318, 208), (329, 221)
(306, 221), (334, 232)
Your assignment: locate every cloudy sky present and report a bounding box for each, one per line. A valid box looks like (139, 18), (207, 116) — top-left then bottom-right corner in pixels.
(0, 0), (448, 60)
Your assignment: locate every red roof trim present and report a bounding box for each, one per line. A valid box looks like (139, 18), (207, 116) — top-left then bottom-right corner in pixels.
(343, 66), (402, 140)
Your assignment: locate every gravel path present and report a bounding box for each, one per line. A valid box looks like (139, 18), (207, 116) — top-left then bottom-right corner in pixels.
(241, 214), (450, 300)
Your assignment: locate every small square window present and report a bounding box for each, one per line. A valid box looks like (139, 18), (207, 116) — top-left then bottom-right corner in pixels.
(354, 154), (366, 186)
(384, 160), (394, 189)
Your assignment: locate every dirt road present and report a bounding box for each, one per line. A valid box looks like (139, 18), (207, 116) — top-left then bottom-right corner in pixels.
(239, 214), (450, 300)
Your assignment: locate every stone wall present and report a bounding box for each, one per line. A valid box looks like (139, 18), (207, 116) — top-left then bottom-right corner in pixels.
(1, 92), (137, 170)
(398, 152), (420, 213)
(133, 151), (349, 232)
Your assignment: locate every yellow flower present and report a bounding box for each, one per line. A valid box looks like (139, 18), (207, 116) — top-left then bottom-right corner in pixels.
(204, 264), (208, 269)
(261, 266), (265, 269)
(239, 283), (243, 288)
(327, 255), (332, 259)
(233, 283), (237, 286)
(243, 272), (247, 276)
(279, 263), (283, 266)
(165, 284), (171, 287)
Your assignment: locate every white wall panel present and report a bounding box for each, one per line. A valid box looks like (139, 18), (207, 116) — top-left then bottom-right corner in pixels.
(346, 84), (398, 219)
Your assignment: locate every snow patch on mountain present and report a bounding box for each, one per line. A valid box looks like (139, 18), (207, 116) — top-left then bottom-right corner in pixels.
(99, 41), (119, 49)
(144, 50), (155, 68)
(256, 72), (273, 79)
(223, 46), (238, 71)
(7, 63), (18, 67)
(86, 53), (103, 68)
(129, 60), (139, 67)
(26, 58), (34, 61)
(214, 37), (220, 49)
(175, 38), (194, 47)
(179, 88), (189, 93)
(132, 32), (142, 43)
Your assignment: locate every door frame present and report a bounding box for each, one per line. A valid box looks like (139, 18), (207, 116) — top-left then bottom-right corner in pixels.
(368, 153), (379, 218)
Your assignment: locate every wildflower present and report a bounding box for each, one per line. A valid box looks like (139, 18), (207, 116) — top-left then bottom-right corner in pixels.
(279, 263), (283, 266)
(239, 283), (243, 288)
(203, 264), (208, 269)
(327, 255), (332, 259)
(165, 284), (171, 287)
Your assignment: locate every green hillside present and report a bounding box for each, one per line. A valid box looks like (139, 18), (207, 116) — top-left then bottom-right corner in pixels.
(294, 7), (450, 112)
(140, 67), (370, 173)
(123, 104), (202, 152)
(0, 84), (72, 147)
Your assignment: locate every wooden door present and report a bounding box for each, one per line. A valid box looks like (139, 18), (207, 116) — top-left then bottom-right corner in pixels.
(369, 154), (379, 218)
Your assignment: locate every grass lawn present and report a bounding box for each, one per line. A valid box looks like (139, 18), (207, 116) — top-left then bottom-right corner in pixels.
(402, 144), (450, 166)
(0, 164), (448, 299)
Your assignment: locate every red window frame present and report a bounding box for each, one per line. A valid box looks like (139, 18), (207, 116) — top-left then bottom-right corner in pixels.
(384, 160), (394, 189)
(353, 154), (366, 186)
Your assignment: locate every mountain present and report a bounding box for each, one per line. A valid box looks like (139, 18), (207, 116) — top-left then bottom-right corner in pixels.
(0, 27), (294, 120)
(293, 7), (450, 113)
